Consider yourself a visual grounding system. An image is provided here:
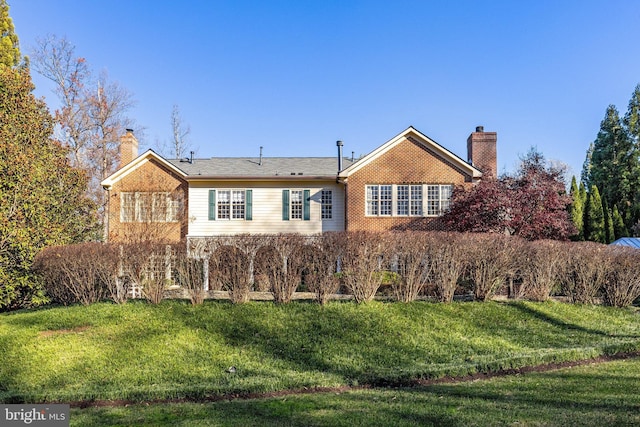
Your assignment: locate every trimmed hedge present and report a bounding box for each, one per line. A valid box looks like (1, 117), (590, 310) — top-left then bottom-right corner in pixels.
(31, 232), (640, 307)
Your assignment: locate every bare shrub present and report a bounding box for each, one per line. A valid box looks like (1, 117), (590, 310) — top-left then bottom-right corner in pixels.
(120, 242), (174, 304)
(33, 243), (114, 305)
(174, 243), (205, 305)
(388, 232), (433, 303)
(210, 241), (253, 304)
(33, 246), (76, 306)
(88, 244), (124, 304)
(426, 232), (468, 303)
(466, 234), (520, 301)
(602, 246), (640, 307)
(255, 234), (307, 304)
(562, 242), (609, 304)
(339, 231), (387, 303)
(302, 233), (341, 304)
(517, 240), (566, 301)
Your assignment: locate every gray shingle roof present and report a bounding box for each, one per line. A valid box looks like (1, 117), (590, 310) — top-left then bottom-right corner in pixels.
(165, 157), (354, 178)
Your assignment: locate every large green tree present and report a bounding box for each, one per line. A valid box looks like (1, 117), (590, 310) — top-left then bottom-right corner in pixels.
(624, 84), (640, 144)
(0, 3), (97, 309)
(584, 88), (640, 232)
(588, 106), (636, 213)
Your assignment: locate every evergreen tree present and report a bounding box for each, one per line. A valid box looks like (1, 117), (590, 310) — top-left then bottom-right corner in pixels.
(612, 204), (627, 240)
(581, 142), (593, 188)
(588, 106), (638, 219)
(0, 0), (20, 68)
(568, 176), (584, 240)
(624, 84), (640, 144)
(0, 66), (97, 310)
(623, 84), (640, 226)
(584, 185), (606, 243)
(602, 198), (614, 243)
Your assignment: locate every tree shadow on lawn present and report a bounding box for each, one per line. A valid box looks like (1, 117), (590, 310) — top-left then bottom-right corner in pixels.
(190, 300), (432, 384)
(506, 301), (640, 339)
(422, 368), (640, 422)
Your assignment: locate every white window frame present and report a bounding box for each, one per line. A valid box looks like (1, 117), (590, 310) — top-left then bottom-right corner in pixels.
(365, 184), (452, 218)
(121, 192), (179, 223)
(321, 189), (333, 220)
(217, 190), (246, 220)
(396, 185), (423, 216)
(290, 190), (304, 220)
(366, 185), (392, 216)
(426, 184), (453, 216)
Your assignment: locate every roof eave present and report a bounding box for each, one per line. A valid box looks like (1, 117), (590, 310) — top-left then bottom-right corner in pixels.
(101, 149), (188, 189)
(185, 175), (339, 182)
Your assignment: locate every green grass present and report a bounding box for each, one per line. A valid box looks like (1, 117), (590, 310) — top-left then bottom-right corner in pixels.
(1, 300), (640, 404)
(68, 357), (640, 426)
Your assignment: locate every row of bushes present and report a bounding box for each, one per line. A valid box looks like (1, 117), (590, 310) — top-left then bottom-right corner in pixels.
(32, 232), (640, 307)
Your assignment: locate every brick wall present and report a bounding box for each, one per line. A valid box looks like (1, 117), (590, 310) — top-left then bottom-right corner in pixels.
(107, 158), (188, 242)
(345, 136), (474, 232)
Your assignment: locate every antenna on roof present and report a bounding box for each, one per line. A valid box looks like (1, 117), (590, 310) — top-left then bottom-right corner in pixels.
(259, 146), (263, 166)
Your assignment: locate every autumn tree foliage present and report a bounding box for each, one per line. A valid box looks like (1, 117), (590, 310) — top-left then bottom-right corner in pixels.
(31, 35), (136, 240)
(443, 149), (575, 240)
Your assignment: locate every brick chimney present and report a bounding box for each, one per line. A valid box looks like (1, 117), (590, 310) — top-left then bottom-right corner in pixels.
(120, 129), (138, 168)
(467, 126), (497, 177)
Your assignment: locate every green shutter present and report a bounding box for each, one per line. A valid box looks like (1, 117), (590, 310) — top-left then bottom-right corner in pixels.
(303, 189), (310, 221)
(208, 190), (216, 220)
(245, 189), (252, 221)
(282, 190), (289, 221)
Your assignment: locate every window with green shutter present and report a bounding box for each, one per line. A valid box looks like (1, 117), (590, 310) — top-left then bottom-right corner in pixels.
(303, 189), (310, 221)
(208, 190), (216, 220)
(245, 189), (252, 221)
(282, 190), (290, 220)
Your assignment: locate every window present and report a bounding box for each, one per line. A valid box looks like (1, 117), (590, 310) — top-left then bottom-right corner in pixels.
(209, 189), (252, 220)
(120, 192), (179, 223)
(366, 185), (392, 216)
(397, 185), (423, 216)
(282, 189), (310, 221)
(410, 185), (423, 216)
(121, 193), (136, 222)
(321, 190), (332, 219)
(365, 184), (452, 217)
(427, 185), (453, 216)
(291, 190), (303, 219)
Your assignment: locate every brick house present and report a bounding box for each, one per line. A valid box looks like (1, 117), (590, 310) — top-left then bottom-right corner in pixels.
(101, 125), (497, 244)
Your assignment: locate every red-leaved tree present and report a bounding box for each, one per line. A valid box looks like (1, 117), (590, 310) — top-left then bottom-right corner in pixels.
(443, 149), (575, 241)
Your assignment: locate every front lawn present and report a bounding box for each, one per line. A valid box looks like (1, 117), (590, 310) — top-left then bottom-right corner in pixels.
(1, 300), (639, 404)
(69, 357), (640, 426)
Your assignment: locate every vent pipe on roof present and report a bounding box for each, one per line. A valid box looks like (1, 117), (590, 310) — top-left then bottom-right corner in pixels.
(337, 140), (343, 172)
(190, 151), (194, 164)
(351, 151), (355, 162)
(259, 146), (263, 166)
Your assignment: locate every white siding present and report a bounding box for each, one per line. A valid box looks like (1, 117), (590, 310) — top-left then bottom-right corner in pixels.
(188, 181), (345, 236)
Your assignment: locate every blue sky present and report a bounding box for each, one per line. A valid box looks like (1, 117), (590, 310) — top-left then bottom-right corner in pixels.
(10, 1), (640, 179)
